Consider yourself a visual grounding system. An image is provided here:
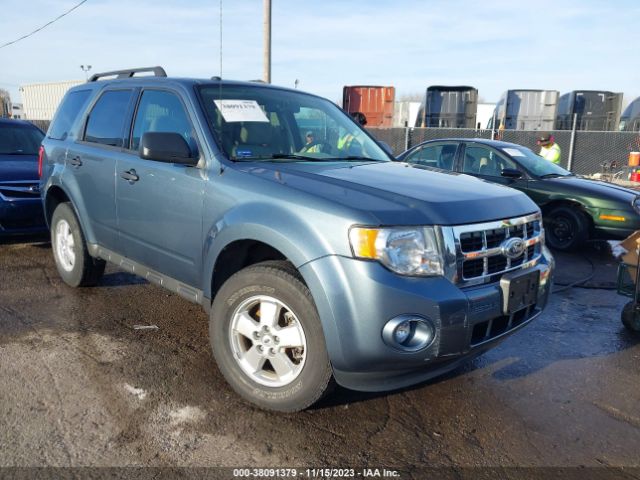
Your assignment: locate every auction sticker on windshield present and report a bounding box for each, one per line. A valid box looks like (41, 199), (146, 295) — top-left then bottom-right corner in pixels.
(214, 100), (269, 123)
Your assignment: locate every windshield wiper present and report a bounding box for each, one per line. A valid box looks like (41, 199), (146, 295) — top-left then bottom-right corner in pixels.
(269, 153), (319, 161)
(341, 156), (379, 161)
(539, 173), (573, 179)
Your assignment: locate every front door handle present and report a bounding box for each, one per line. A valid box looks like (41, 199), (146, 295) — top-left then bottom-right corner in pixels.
(69, 156), (83, 167)
(120, 169), (139, 183)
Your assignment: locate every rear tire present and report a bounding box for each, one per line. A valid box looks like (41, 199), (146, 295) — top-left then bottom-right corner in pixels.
(210, 261), (334, 412)
(544, 205), (589, 251)
(622, 301), (640, 333)
(51, 202), (105, 287)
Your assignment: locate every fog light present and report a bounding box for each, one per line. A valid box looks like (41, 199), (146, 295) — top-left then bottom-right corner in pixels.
(382, 315), (436, 352)
(394, 321), (412, 343)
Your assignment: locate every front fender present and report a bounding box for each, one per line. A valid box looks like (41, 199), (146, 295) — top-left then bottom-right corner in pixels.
(201, 201), (347, 297)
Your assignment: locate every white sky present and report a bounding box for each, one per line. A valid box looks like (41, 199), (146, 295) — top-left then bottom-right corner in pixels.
(1, 0), (639, 106)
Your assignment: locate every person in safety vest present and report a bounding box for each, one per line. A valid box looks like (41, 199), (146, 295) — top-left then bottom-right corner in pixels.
(337, 112), (367, 153)
(300, 131), (322, 153)
(537, 134), (561, 164)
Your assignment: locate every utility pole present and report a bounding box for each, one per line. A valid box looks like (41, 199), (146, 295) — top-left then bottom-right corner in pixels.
(263, 0), (271, 83)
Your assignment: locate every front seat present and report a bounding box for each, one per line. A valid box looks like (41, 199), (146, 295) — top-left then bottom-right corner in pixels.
(232, 123), (274, 158)
(438, 145), (457, 170)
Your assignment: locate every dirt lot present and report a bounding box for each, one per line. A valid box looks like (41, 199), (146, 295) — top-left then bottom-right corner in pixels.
(0, 238), (638, 478)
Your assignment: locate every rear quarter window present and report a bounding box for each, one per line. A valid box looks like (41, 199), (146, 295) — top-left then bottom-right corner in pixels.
(84, 90), (133, 147)
(48, 90), (92, 140)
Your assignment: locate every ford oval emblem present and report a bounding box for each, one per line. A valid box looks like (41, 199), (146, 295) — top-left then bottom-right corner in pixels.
(501, 237), (525, 259)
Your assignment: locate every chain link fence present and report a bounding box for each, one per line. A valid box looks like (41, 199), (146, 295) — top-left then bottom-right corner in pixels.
(29, 120), (50, 132)
(368, 126), (640, 176)
(26, 119), (640, 177)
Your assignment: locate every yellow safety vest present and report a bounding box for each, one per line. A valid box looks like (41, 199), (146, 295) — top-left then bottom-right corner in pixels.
(338, 133), (355, 151)
(540, 143), (561, 164)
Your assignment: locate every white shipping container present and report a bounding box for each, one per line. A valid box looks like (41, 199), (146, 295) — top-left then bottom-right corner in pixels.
(393, 101), (421, 127)
(20, 80), (84, 120)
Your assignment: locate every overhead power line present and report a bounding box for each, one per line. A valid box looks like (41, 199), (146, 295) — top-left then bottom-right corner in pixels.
(0, 0), (88, 50)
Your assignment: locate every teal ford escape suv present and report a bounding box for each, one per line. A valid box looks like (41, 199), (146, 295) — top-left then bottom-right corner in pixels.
(40, 67), (554, 411)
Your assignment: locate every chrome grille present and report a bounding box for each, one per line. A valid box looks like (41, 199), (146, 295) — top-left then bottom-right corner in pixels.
(0, 181), (41, 200)
(452, 213), (543, 286)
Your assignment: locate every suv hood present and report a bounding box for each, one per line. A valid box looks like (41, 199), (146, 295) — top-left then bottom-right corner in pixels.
(238, 161), (538, 225)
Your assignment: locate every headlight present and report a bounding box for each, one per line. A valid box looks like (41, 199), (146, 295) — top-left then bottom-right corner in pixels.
(349, 226), (444, 276)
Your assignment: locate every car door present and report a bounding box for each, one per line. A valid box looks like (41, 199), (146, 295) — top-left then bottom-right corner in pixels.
(459, 143), (528, 192)
(66, 88), (136, 250)
(115, 88), (204, 287)
(402, 142), (461, 171)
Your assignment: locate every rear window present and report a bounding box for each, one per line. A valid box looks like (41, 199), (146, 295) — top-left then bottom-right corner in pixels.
(48, 90), (91, 140)
(0, 123), (44, 155)
(84, 90), (133, 147)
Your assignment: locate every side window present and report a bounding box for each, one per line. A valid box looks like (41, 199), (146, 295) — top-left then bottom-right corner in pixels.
(84, 90), (133, 147)
(462, 145), (516, 177)
(131, 90), (196, 152)
(48, 90), (92, 140)
(404, 144), (457, 170)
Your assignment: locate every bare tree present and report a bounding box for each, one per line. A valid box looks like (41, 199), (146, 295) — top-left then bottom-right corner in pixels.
(0, 89), (10, 118)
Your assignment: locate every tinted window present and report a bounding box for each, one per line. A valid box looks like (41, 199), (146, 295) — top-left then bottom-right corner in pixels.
(0, 123), (44, 155)
(85, 90), (133, 147)
(131, 90), (195, 152)
(404, 144), (457, 170)
(462, 145), (516, 177)
(48, 90), (91, 140)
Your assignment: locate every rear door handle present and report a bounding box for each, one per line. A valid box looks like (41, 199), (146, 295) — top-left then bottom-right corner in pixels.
(120, 169), (139, 183)
(69, 156), (83, 167)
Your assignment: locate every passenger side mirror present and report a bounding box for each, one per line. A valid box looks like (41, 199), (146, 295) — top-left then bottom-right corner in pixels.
(378, 141), (394, 157)
(501, 168), (523, 179)
(140, 132), (198, 166)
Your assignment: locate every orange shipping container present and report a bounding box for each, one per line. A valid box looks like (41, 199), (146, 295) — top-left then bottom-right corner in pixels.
(342, 86), (395, 127)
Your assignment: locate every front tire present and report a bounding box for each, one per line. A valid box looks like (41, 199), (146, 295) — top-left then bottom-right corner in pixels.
(50, 202), (105, 287)
(544, 205), (589, 251)
(210, 261), (333, 412)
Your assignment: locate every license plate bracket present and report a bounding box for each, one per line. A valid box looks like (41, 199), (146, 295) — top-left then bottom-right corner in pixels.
(500, 268), (540, 315)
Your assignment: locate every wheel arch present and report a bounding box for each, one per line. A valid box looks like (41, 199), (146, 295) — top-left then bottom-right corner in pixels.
(43, 182), (97, 245)
(541, 198), (594, 231)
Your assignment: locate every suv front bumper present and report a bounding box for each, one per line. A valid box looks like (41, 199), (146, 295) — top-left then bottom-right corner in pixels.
(300, 247), (554, 392)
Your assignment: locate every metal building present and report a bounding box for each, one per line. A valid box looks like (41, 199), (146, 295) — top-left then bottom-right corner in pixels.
(20, 80), (84, 120)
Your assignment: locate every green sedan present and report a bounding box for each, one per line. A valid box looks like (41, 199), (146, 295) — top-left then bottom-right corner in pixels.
(397, 138), (640, 250)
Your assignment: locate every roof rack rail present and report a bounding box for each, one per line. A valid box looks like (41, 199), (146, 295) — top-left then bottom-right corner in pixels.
(89, 66), (167, 82)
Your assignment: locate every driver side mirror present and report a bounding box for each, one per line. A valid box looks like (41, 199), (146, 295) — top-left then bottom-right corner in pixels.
(140, 132), (198, 166)
(501, 168), (523, 179)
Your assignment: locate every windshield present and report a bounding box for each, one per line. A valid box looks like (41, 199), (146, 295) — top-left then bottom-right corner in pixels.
(500, 145), (572, 177)
(198, 85), (390, 162)
(0, 124), (44, 155)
